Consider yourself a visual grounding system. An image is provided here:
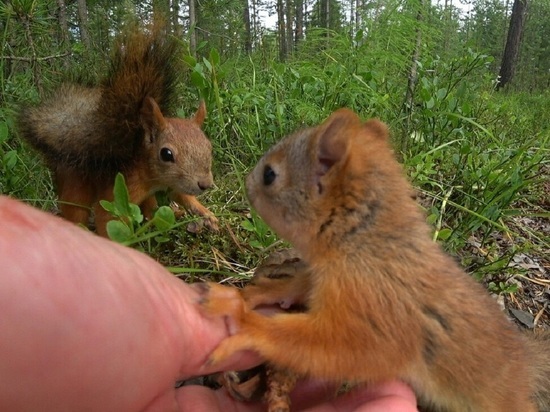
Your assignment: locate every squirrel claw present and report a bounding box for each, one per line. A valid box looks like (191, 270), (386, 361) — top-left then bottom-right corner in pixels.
(192, 282), (211, 304)
(186, 215), (219, 234)
(169, 200), (219, 233)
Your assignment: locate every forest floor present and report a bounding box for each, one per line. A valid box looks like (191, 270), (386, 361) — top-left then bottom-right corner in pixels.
(497, 165), (550, 329)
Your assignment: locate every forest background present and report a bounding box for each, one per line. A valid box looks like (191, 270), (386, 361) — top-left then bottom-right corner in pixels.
(0, 0), (548, 325)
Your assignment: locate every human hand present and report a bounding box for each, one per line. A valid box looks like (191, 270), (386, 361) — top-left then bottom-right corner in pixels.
(179, 379), (418, 411)
(0, 196), (417, 411)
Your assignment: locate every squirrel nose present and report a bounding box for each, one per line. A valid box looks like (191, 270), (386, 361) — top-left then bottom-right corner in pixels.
(198, 180), (212, 191)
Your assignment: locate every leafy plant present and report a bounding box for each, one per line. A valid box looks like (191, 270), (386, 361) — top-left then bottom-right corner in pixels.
(488, 280), (519, 295)
(241, 210), (279, 251)
(100, 173), (183, 248)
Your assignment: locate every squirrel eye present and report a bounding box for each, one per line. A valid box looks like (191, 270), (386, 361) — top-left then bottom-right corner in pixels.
(160, 148), (175, 162)
(263, 165), (276, 186)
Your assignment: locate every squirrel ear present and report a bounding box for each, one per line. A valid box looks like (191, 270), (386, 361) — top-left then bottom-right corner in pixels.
(193, 100), (207, 127)
(316, 108), (360, 174)
(141, 97), (167, 141)
(363, 118), (389, 140)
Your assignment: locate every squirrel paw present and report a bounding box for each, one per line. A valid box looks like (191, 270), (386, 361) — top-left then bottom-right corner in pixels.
(170, 200), (219, 233)
(242, 248), (310, 310)
(195, 282), (245, 334)
(186, 214), (219, 233)
(195, 282), (261, 365)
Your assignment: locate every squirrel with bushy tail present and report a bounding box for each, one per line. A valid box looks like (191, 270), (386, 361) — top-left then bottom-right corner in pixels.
(18, 23), (217, 236)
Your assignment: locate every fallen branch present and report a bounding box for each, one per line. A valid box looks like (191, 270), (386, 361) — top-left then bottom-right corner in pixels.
(0, 52), (71, 62)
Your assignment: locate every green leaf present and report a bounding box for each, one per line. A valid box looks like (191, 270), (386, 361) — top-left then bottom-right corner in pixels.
(129, 204), (144, 224)
(99, 200), (116, 214)
(183, 55), (197, 67)
(190, 71), (207, 90)
(426, 97), (435, 109)
(209, 48), (220, 66)
(3, 150), (18, 169)
(106, 220), (133, 243)
(426, 213), (438, 225)
(437, 228), (452, 240)
(153, 206), (176, 231)
(196, 41), (208, 52)
(202, 57), (212, 72)
(419, 87), (431, 101)
(250, 240), (263, 249)
(113, 173), (131, 215)
(241, 219), (255, 231)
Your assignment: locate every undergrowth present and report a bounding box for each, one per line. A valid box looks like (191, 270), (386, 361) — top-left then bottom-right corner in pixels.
(1, 30), (548, 288)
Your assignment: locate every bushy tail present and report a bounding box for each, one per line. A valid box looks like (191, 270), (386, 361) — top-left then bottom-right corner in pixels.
(98, 23), (183, 154)
(525, 329), (550, 411)
(18, 22), (183, 177)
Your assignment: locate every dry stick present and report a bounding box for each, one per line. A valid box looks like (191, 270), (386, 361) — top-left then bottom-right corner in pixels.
(0, 53), (71, 61)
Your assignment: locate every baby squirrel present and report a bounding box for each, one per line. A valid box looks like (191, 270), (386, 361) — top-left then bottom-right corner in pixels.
(199, 109), (550, 411)
(18, 25), (217, 236)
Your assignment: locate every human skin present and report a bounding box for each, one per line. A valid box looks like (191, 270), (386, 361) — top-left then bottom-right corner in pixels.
(0, 196), (418, 412)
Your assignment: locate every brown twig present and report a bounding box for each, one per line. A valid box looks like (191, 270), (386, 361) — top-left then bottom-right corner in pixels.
(0, 52), (71, 62)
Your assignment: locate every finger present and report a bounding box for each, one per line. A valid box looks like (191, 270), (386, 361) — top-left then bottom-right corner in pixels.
(175, 385), (264, 412)
(303, 381), (418, 412)
(175, 380), (418, 412)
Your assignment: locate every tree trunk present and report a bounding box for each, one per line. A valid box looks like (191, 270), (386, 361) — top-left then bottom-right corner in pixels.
(325, 0), (330, 29)
(324, 0), (330, 41)
(355, 0), (361, 32)
(76, 0), (91, 50)
(189, 0), (197, 56)
(56, 0), (70, 44)
(295, 0), (304, 47)
(243, 0), (252, 53)
(405, 1), (423, 110)
(350, 0), (355, 35)
(402, 0), (424, 153)
(286, 0), (294, 54)
(277, 0), (287, 60)
(56, 0), (71, 69)
(496, 0), (528, 90)
(172, 0), (183, 37)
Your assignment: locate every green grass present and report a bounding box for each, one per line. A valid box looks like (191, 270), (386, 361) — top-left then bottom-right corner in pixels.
(1, 34), (548, 289)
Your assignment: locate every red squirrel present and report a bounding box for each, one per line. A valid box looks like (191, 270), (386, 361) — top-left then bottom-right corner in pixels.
(198, 109), (550, 411)
(18, 24), (217, 236)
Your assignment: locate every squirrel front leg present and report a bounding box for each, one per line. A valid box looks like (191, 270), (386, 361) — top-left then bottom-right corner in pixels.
(198, 282), (313, 367)
(198, 282), (406, 381)
(170, 192), (219, 232)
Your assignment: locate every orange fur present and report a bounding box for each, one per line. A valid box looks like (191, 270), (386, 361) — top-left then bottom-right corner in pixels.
(200, 109), (550, 411)
(18, 26), (217, 236)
